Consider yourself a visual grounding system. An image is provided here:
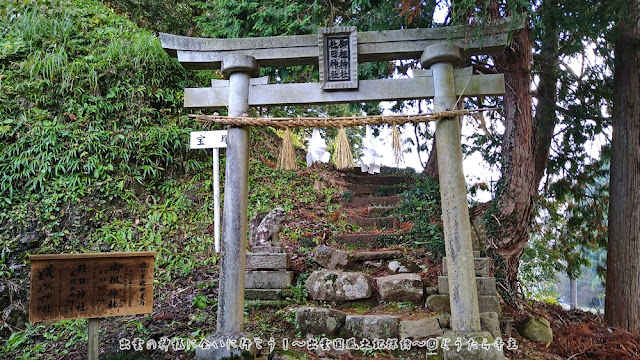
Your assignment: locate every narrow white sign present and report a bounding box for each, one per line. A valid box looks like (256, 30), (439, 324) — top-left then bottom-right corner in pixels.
(190, 130), (228, 149)
(189, 130), (228, 254)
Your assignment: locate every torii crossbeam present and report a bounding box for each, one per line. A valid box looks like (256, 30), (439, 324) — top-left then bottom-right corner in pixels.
(161, 16), (524, 360)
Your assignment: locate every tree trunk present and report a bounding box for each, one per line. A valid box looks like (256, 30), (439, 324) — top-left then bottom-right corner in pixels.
(424, 136), (439, 179)
(489, 7), (536, 291)
(605, 0), (640, 332)
(570, 277), (578, 310)
(533, 0), (560, 186)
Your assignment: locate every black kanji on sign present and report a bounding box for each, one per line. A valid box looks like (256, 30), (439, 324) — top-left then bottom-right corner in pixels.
(319, 26), (357, 90)
(38, 264), (55, 280)
(326, 36), (350, 81)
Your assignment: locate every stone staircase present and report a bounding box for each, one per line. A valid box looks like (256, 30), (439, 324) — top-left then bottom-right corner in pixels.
(336, 170), (412, 248)
(244, 168), (512, 358)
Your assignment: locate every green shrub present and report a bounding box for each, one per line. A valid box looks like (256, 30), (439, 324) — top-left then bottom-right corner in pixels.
(393, 176), (445, 260)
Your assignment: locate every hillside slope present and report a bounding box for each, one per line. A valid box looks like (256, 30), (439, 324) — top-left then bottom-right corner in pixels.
(0, 1), (350, 357)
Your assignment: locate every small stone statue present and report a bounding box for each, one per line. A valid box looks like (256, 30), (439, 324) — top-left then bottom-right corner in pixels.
(248, 207), (286, 252)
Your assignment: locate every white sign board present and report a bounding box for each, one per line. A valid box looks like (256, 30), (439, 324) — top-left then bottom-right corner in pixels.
(190, 130), (228, 149)
(189, 130), (228, 254)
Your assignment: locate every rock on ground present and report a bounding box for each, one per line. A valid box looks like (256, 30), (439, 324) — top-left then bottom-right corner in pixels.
(518, 316), (553, 343)
(305, 270), (372, 302)
(342, 315), (400, 339)
(313, 245), (348, 270)
(295, 307), (346, 336)
(400, 317), (443, 340)
(375, 273), (424, 303)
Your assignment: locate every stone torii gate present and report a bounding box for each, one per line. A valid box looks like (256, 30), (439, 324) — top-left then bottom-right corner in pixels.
(161, 18), (522, 360)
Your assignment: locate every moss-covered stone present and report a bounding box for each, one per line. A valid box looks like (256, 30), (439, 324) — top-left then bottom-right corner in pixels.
(295, 306), (346, 336)
(342, 315), (399, 339)
(479, 312), (501, 340)
(517, 316), (553, 343)
(305, 270), (372, 302)
(376, 273), (424, 303)
(425, 294), (451, 313)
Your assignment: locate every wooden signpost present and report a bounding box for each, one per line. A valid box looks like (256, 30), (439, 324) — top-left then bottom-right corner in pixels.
(30, 252), (156, 359)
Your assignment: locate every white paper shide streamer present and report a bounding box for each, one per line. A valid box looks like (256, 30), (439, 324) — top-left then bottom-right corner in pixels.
(360, 126), (382, 174)
(306, 129), (331, 166)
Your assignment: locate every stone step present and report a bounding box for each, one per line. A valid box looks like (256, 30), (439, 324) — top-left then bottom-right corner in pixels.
(295, 306), (446, 341)
(349, 195), (402, 207)
(245, 288), (292, 300)
(343, 315), (400, 339)
(347, 175), (410, 185)
(345, 184), (378, 195)
(350, 250), (403, 261)
(425, 294), (501, 314)
(339, 167), (371, 175)
(376, 273), (424, 303)
(346, 216), (396, 228)
(334, 233), (404, 249)
(442, 257), (490, 276)
(437, 276), (497, 296)
(313, 246), (404, 270)
(400, 317), (444, 340)
(245, 270), (293, 289)
(246, 252), (289, 270)
(296, 307), (346, 337)
(244, 300), (292, 309)
(345, 183), (408, 196)
(366, 206), (397, 215)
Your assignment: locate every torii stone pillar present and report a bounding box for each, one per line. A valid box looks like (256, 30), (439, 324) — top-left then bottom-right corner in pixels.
(196, 55), (259, 360)
(421, 44), (503, 360)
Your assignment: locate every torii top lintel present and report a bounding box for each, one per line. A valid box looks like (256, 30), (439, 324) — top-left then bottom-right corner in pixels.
(159, 16), (525, 70)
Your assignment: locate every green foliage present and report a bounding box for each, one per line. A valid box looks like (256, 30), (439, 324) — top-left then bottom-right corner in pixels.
(0, 0), (208, 244)
(192, 291), (210, 310)
(103, 0), (198, 35)
(0, 248), (13, 279)
(537, 158), (609, 280)
(0, 4), (227, 355)
(391, 175), (445, 259)
(520, 156), (608, 301)
(540, 295), (559, 306)
(247, 136), (343, 218)
(341, 189), (354, 203)
(445, 0), (619, 292)
(287, 272), (310, 305)
(519, 233), (562, 300)
(0, 320), (89, 359)
(0, 0), (228, 280)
